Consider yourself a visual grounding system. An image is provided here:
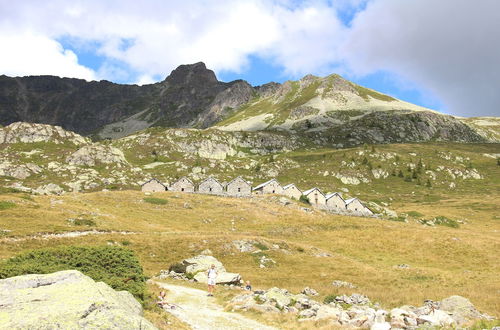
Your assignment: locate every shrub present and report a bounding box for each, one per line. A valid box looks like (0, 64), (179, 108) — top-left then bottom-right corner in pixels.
(253, 242), (269, 251)
(324, 294), (337, 304)
(297, 247), (305, 253)
(0, 201), (16, 210)
(398, 170), (404, 178)
(426, 179), (432, 188)
(71, 218), (96, 226)
(406, 211), (424, 218)
(168, 262), (186, 273)
(404, 175), (412, 182)
(143, 197), (168, 205)
(299, 195), (310, 205)
(0, 246), (146, 301)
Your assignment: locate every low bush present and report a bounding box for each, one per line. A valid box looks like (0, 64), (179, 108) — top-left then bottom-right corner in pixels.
(70, 218), (96, 226)
(168, 262), (186, 273)
(0, 201), (16, 211)
(143, 197), (168, 205)
(324, 294), (337, 304)
(406, 211), (424, 218)
(299, 195), (310, 205)
(0, 246), (146, 301)
(253, 242), (269, 251)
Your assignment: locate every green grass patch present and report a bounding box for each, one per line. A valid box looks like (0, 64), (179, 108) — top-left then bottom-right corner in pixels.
(143, 197), (168, 205)
(406, 211), (424, 218)
(253, 242), (269, 251)
(69, 218), (96, 226)
(0, 246), (146, 301)
(0, 201), (16, 210)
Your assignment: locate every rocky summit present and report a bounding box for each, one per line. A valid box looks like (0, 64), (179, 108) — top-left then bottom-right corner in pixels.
(0, 270), (156, 329)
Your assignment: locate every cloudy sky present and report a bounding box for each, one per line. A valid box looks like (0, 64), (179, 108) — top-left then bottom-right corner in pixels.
(1, 0), (499, 117)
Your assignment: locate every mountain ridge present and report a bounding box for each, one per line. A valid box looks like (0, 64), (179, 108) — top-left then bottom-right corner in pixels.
(0, 62), (498, 145)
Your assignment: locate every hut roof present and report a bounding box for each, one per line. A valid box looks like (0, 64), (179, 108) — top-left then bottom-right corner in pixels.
(200, 176), (224, 187)
(345, 198), (358, 205)
(227, 176), (251, 186)
(302, 187), (325, 196)
(141, 178), (166, 187)
(173, 176), (194, 185)
(325, 192), (344, 201)
(253, 178), (280, 191)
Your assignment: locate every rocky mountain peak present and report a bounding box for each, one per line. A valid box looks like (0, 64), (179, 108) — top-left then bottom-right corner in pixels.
(164, 62), (218, 85)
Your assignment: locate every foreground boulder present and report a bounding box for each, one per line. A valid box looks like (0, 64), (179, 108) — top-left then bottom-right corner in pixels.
(161, 254), (241, 285)
(0, 270), (156, 329)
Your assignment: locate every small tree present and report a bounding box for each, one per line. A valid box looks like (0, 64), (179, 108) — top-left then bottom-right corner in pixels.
(412, 169), (418, 179)
(362, 157), (368, 165)
(407, 165), (412, 172)
(371, 145), (376, 153)
(367, 162), (373, 170)
(398, 170), (404, 178)
(426, 179), (432, 187)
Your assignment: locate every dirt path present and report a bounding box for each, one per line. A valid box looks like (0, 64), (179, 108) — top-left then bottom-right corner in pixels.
(153, 281), (277, 330)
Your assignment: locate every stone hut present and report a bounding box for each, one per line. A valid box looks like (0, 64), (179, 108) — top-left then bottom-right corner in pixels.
(226, 176), (252, 197)
(198, 177), (224, 195)
(282, 183), (302, 200)
(302, 187), (326, 207)
(345, 198), (373, 216)
(252, 179), (284, 195)
(170, 176), (195, 193)
(325, 192), (346, 210)
(141, 178), (166, 192)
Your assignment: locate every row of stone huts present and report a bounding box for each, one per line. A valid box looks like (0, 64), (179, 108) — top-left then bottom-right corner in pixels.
(141, 177), (373, 216)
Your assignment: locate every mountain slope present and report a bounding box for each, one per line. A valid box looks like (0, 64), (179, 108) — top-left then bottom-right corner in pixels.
(0, 63), (253, 138)
(215, 74), (487, 146)
(0, 62), (497, 145)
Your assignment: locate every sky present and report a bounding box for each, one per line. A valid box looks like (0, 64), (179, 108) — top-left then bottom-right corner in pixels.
(0, 0), (499, 117)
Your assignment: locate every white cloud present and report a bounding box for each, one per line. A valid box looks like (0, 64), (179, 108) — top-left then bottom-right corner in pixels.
(0, 31), (95, 80)
(341, 0), (500, 117)
(0, 0), (499, 116)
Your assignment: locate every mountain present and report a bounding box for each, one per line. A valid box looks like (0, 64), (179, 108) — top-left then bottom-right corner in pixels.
(0, 62), (497, 145)
(0, 62), (254, 137)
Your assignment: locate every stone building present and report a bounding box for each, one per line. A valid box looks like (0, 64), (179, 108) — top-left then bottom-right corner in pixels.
(252, 179), (283, 194)
(226, 176), (252, 197)
(282, 183), (302, 200)
(198, 177), (224, 195)
(345, 198), (373, 216)
(170, 176), (195, 193)
(141, 178), (166, 192)
(325, 192), (346, 210)
(302, 187), (326, 207)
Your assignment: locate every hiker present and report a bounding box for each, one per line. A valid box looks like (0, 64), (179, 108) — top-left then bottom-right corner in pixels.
(244, 280), (252, 291)
(157, 291), (168, 307)
(207, 264), (217, 296)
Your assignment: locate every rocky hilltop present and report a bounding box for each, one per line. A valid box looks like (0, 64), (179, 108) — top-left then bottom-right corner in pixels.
(1, 62), (497, 145)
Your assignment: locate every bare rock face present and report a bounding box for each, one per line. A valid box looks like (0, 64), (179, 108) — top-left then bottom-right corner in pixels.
(0, 122), (89, 145)
(0, 270), (156, 329)
(66, 144), (129, 167)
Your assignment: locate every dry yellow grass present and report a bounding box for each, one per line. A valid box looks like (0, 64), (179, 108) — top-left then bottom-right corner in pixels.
(0, 190), (499, 326)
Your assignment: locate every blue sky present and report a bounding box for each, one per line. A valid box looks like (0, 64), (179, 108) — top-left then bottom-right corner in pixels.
(1, 0), (499, 117)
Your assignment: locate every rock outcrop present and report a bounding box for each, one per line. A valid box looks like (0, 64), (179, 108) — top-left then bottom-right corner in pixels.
(159, 255), (241, 285)
(0, 122), (89, 145)
(66, 144), (129, 167)
(0, 270), (156, 329)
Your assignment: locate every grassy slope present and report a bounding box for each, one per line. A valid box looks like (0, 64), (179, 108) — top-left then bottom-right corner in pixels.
(0, 190), (498, 321)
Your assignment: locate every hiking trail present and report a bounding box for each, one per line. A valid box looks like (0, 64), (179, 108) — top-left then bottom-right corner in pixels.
(153, 281), (277, 330)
